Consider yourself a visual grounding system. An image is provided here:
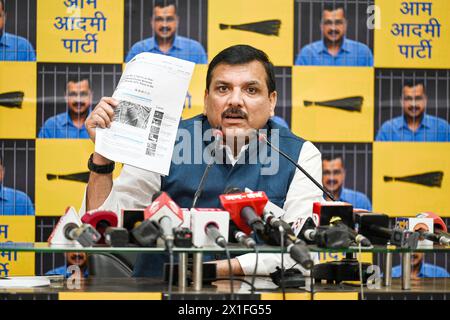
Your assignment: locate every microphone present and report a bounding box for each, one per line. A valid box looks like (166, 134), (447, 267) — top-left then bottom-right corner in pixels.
(354, 212), (420, 249)
(419, 231), (450, 246)
(205, 222), (227, 248)
(229, 221), (256, 248)
(416, 212), (448, 233)
(251, 198), (313, 269)
(330, 217), (372, 247)
(219, 188), (267, 236)
(191, 128), (223, 208)
(48, 207), (99, 247)
(81, 210), (118, 244)
(258, 132), (335, 201)
(284, 233), (314, 270)
(191, 208), (229, 247)
(145, 192), (184, 250)
(63, 222), (101, 247)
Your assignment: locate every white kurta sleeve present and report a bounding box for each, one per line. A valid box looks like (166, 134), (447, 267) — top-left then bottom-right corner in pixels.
(79, 164), (162, 219)
(236, 141), (323, 275)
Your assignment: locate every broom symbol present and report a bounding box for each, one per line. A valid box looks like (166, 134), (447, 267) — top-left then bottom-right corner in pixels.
(0, 91), (25, 109)
(219, 19), (282, 36)
(304, 96), (363, 112)
(384, 171), (444, 188)
(47, 171), (90, 183)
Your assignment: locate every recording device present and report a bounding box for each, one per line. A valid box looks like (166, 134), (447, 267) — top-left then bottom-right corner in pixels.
(104, 227), (129, 247)
(219, 189), (267, 236)
(145, 192), (184, 250)
(48, 207), (100, 247)
(330, 217), (372, 247)
(354, 212), (419, 249)
(173, 227), (193, 248)
(270, 267), (306, 288)
(416, 212), (448, 233)
(81, 210), (118, 244)
(191, 208), (229, 247)
(63, 222), (101, 247)
(313, 201), (354, 229)
(191, 128), (223, 208)
(304, 224), (353, 248)
(131, 219), (161, 247)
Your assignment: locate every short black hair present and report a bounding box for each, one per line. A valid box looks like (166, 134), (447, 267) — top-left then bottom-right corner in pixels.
(66, 76), (90, 87)
(403, 79), (427, 93)
(206, 45), (276, 95)
(322, 154), (345, 164)
(323, 3), (346, 18)
(153, 0), (177, 13)
(0, 0), (4, 12)
(0, 154), (3, 166)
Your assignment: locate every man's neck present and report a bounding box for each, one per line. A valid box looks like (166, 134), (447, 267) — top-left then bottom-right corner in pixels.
(405, 114), (424, 132)
(69, 111), (88, 129)
(156, 36), (175, 53)
(324, 38), (344, 56)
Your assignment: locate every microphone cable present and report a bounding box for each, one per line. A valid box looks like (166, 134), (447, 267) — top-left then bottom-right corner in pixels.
(279, 226), (286, 301)
(192, 127), (222, 208)
(223, 243), (235, 300)
(259, 132), (335, 201)
(250, 245), (259, 297)
(167, 246), (174, 300)
(358, 242), (365, 300)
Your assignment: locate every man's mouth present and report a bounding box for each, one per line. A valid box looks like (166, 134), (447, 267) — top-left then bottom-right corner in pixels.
(222, 108), (247, 121)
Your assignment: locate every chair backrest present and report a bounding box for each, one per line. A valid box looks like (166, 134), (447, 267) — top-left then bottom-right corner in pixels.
(88, 253), (137, 277)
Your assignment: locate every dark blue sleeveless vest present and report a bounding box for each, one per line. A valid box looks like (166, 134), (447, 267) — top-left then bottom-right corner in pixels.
(133, 115), (306, 277)
(161, 115), (305, 208)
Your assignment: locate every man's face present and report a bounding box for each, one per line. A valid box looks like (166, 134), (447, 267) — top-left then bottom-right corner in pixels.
(0, 3), (5, 34)
(402, 84), (427, 120)
(65, 252), (87, 267)
(65, 80), (92, 116)
(203, 61), (277, 138)
(321, 9), (347, 44)
(0, 163), (4, 183)
(322, 158), (345, 193)
(152, 5), (178, 41)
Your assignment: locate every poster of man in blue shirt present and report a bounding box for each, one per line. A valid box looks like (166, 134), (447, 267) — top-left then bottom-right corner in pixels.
(45, 252), (89, 278)
(0, 155), (34, 215)
(295, 4), (373, 66)
(38, 77), (92, 139)
(392, 252), (450, 279)
(0, 0), (35, 61)
(322, 154), (372, 211)
(125, 0), (207, 64)
(376, 80), (450, 142)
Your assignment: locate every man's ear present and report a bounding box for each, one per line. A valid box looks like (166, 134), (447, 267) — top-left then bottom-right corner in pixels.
(269, 91), (277, 117)
(203, 89), (209, 115)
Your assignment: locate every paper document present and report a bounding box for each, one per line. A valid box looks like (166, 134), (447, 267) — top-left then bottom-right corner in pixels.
(0, 276), (51, 288)
(95, 52), (195, 175)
